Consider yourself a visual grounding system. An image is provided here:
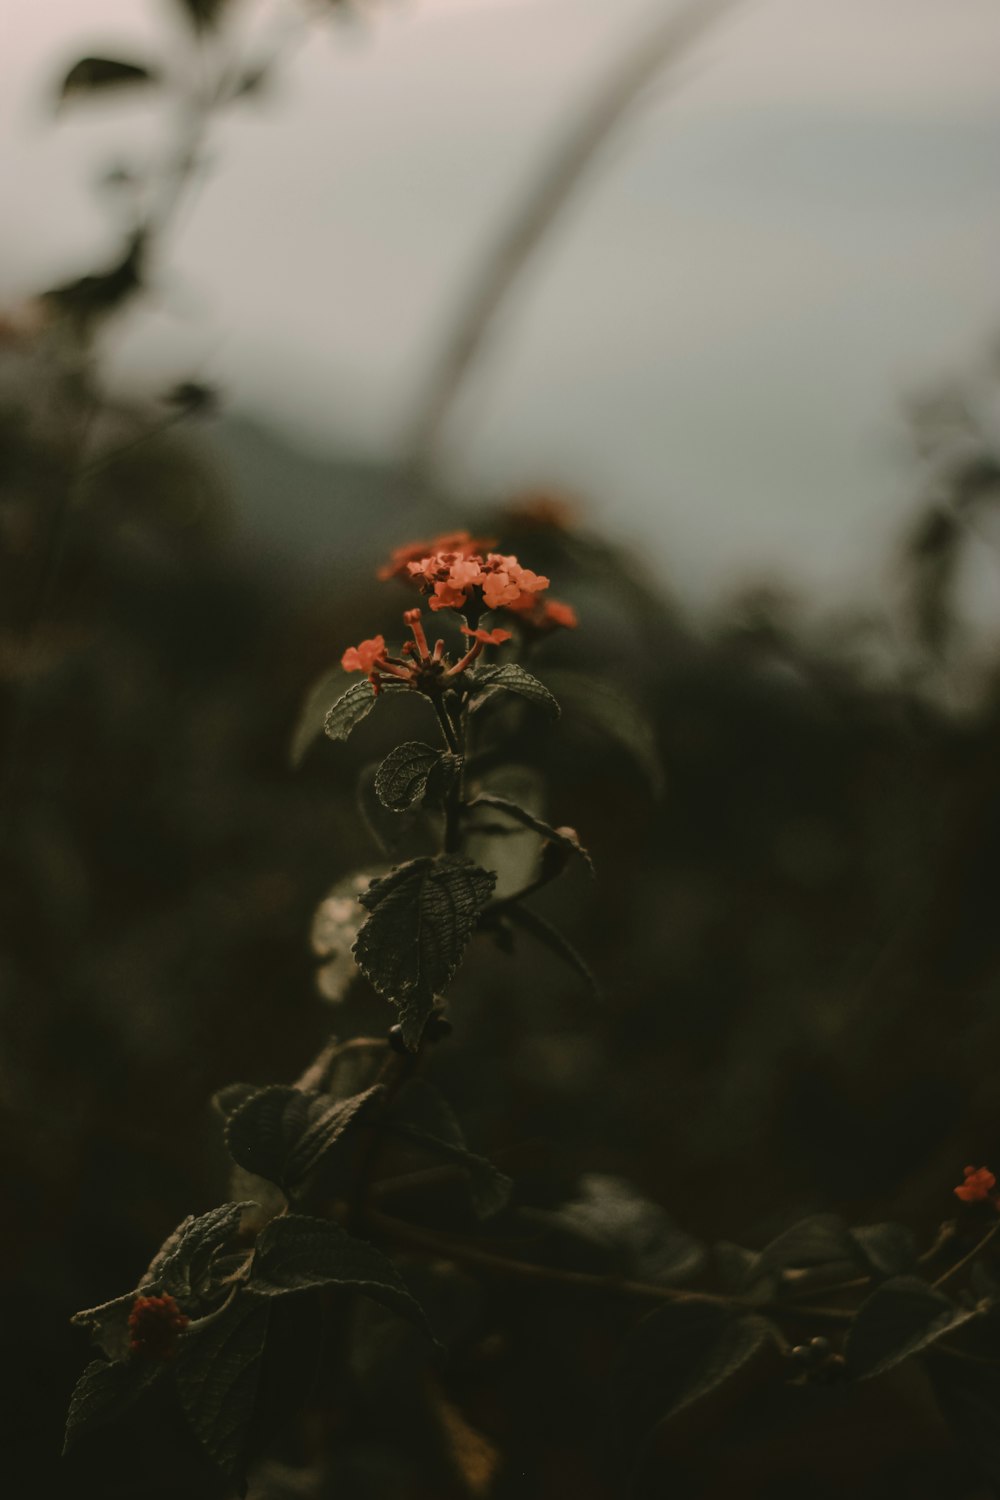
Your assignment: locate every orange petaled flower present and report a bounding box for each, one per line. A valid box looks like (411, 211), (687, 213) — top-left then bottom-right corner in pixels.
(461, 626), (512, 645)
(341, 636), (387, 675)
(541, 599), (578, 629)
(128, 1293), (189, 1360)
(503, 488), (580, 532)
(954, 1165), (997, 1204)
(480, 555), (550, 612)
(378, 531), (494, 581)
(515, 597), (579, 632)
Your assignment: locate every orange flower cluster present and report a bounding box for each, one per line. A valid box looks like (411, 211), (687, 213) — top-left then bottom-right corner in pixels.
(380, 529), (578, 633)
(341, 608), (509, 693)
(341, 530), (578, 694)
(954, 1165), (998, 1206)
(407, 548), (550, 615)
(128, 1293), (189, 1360)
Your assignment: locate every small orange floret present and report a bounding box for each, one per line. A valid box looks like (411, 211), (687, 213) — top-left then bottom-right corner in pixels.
(378, 531), (494, 581)
(461, 626), (512, 646)
(128, 1293), (189, 1360)
(541, 599), (578, 630)
(954, 1165), (997, 1204)
(341, 636), (387, 675)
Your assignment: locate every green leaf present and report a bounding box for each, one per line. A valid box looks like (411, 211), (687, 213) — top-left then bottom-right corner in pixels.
(849, 1222), (919, 1278)
(225, 1085), (382, 1196)
(845, 1276), (977, 1379)
(58, 57), (157, 106)
(249, 1214), (436, 1341)
(323, 679), (380, 744)
(538, 1175), (704, 1284)
(504, 902), (601, 999)
(384, 1079), (511, 1219)
(290, 667), (343, 767)
(714, 1214), (857, 1298)
(375, 742), (446, 812)
(174, 1295), (270, 1483)
(467, 794), (594, 875)
(538, 670), (663, 795)
(321, 678), (412, 747)
(614, 1302), (774, 1447)
(212, 1082), (260, 1120)
(759, 1214), (857, 1274)
(714, 1241), (775, 1299)
(354, 856), (496, 1049)
(63, 1358), (159, 1454)
(286, 1087), (383, 1189)
(143, 1202), (254, 1301)
(468, 664), (560, 720)
(70, 1292), (137, 1362)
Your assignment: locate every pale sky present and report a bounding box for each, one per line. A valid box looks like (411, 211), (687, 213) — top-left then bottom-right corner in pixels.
(3, 0), (1000, 607)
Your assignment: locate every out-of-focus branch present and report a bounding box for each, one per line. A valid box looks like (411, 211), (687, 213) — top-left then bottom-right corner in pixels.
(401, 0), (744, 475)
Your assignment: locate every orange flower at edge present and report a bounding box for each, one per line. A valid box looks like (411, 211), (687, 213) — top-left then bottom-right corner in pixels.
(341, 635), (387, 675)
(954, 1165), (997, 1204)
(378, 531), (495, 581)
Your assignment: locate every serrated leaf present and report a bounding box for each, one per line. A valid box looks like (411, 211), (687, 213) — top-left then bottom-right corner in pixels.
(249, 1214), (436, 1341)
(375, 742), (445, 811)
(468, 664), (560, 720)
(63, 1358), (159, 1454)
(322, 678), (410, 746)
(323, 679), (379, 744)
(58, 57), (157, 106)
(614, 1302), (774, 1446)
(538, 670), (663, 795)
(384, 1079), (511, 1219)
(144, 1203), (254, 1301)
(70, 1292), (137, 1361)
(846, 1276), (977, 1379)
(212, 1082), (260, 1120)
(849, 1222), (919, 1278)
(354, 856), (496, 1049)
(468, 794), (594, 876)
(174, 1296), (270, 1482)
(285, 1086), (383, 1188)
(225, 1085), (381, 1196)
(504, 902), (601, 999)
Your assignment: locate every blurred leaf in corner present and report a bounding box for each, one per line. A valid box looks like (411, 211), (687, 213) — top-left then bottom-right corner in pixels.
(56, 57), (159, 109)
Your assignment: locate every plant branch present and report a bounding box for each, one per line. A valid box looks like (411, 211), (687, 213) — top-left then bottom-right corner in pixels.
(401, 0), (743, 473)
(932, 1219), (1000, 1292)
(366, 1209), (853, 1324)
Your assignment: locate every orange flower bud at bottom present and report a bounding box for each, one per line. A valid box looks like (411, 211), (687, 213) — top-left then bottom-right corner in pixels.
(954, 1165), (997, 1205)
(128, 1293), (190, 1360)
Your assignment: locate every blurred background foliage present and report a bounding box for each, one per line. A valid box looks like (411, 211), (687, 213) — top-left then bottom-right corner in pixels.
(3, 0), (1000, 1495)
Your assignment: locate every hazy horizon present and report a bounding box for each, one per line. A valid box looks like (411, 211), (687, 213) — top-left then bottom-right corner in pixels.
(3, 0), (999, 609)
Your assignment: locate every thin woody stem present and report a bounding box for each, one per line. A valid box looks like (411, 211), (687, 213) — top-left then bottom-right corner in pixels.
(366, 1209), (853, 1324)
(932, 1218), (1000, 1292)
(431, 693), (464, 853)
